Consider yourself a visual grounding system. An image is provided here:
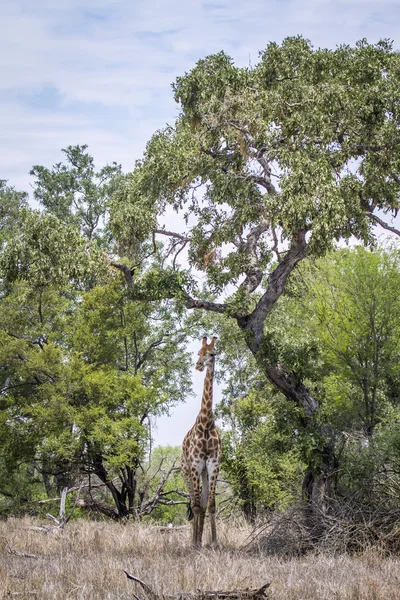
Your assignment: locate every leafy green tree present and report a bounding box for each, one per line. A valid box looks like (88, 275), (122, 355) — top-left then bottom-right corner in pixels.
(0, 280), (73, 503)
(0, 180), (28, 245)
(264, 245), (400, 507)
(109, 37), (400, 507)
(140, 445), (188, 524)
(0, 273), (193, 518)
(0, 157), (197, 518)
(213, 245), (400, 520)
(1, 209), (98, 291)
(30, 145), (123, 244)
(309, 246), (400, 437)
(69, 279), (192, 517)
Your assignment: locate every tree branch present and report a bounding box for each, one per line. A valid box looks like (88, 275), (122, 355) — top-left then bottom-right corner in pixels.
(263, 363), (319, 422)
(367, 212), (400, 237)
(240, 229), (308, 347)
(136, 338), (167, 371)
(183, 294), (228, 315)
(354, 139), (400, 154)
(110, 261), (134, 287)
(225, 120), (278, 195)
(155, 228), (191, 242)
(237, 219), (270, 295)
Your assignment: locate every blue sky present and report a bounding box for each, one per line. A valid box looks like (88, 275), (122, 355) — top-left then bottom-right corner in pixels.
(1, 0), (400, 444)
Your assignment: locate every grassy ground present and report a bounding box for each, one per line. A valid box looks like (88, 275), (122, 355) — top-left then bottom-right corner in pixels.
(1, 517), (400, 599)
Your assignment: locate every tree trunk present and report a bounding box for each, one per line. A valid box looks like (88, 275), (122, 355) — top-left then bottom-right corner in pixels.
(242, 496), (257, 524)
(92, 455), (130, 519)
(234, 230), (336, 519)
(237, 323), (336, 522)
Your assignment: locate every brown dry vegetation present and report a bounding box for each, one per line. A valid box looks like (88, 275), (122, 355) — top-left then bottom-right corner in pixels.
(1, 517), (400, 600)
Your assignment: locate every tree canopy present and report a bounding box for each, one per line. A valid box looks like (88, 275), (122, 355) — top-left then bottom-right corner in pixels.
(108, 37), (400, 506)
(0, 147), (198, 518)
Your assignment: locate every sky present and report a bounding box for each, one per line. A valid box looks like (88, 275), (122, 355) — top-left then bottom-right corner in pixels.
(1, 0), (400, 445)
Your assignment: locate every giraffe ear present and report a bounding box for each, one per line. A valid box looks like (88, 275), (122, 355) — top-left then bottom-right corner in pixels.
(209, 336), (217, 349)
(202, 336), (208, 347)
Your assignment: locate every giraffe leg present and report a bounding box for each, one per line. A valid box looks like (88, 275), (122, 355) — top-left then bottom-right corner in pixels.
(192, 507), (200, 548)
(190, 460), (204, 549)
(206, 458), (220, 548)
(181, 458), (194, 518)
(198, 470), (208, 546)
(182, 457), (199, 548)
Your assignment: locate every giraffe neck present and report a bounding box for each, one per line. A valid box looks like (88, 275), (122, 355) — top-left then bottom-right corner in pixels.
(198, 361), (215, 427)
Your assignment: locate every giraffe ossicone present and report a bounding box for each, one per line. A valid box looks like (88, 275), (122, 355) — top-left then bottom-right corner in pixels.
(182, 336), (221, 549)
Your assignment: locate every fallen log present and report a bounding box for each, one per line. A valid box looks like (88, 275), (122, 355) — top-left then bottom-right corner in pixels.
(124, 572), (271, 600)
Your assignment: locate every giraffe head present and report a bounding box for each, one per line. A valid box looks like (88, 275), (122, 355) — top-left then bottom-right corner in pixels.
(195, 336), (217, 371)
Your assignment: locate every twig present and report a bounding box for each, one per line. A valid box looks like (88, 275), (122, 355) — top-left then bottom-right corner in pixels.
(45, 484), (83, 529)
(124, 572), (159, 600)
(4, 536), (38, 560)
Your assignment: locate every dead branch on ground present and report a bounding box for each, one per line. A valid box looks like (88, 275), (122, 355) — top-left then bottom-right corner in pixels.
(124, 572), (271, 600)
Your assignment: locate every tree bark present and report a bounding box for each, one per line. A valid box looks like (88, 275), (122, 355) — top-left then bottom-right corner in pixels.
(92, 455), (130, 518)
(233, 230), (336, 523)
(242, 340), (336, 524)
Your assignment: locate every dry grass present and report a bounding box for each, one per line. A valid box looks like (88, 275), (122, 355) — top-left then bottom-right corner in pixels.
(1, 516), (400, 599)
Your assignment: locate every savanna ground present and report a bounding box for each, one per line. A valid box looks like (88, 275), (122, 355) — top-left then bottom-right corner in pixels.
(1, 517), (400, 600)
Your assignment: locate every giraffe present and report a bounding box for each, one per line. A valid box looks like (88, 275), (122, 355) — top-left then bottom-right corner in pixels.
(182, 336), (221, 549)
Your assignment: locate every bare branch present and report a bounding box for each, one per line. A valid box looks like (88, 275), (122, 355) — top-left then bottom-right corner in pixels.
(183, 294), (228, 315)
(44, 485), (83, 529)
(155, 228), (191, 242)
(173, 240), (188, 270)
(240, 229), (308, 346)
(123, 573), (271, 600)
(124, 573), (158, 600)
(367, 212), (400, 237)
(110, 261), (134, 287)
(237, 219), (270, 295)
(271, 227), (281, 262)
(136, 337), (166, 371)
(138, 461), (186, 517)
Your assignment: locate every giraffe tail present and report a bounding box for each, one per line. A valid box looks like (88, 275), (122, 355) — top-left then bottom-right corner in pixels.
(187, 502), (194, 521)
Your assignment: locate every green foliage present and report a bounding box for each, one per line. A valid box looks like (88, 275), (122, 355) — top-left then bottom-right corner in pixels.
(144, 446), (187, 524)
(110, 37), (400, 314)
(0, 269), (193, 511)
(0, 155), (195, 516)
(212, 244), (400, 515)
(30, 145), (123, 244)
(304, 246), (400, 435)
(0, 459), (44, 516)
(336, 405), (400, 508)
(220, 392), (305, 513)
(0, 209), (102, 289)
(0, 180), (28, 245)
(211, 317), (305, 515)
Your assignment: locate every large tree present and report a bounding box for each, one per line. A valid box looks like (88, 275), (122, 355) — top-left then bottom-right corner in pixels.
(109, 37), (400, 508)
(308, 246), (400, 438)
(0, 149), (198, 518)
(211, 245), (400, 520)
